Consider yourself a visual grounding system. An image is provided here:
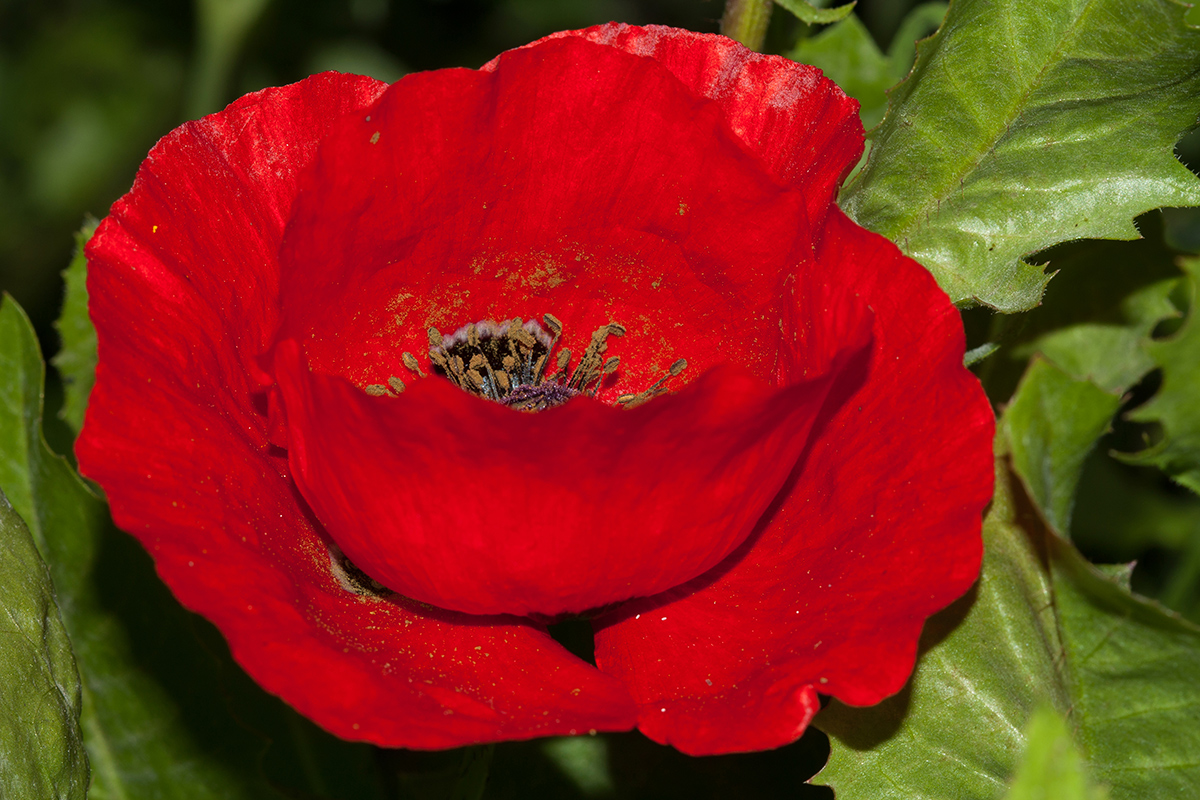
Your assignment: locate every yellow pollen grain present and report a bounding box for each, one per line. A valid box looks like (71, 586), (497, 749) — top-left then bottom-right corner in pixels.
(369, 131), (381, 144)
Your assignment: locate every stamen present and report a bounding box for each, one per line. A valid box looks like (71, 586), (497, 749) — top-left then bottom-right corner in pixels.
(401, 352), (425, 378)
(411, 316), (688, 411)
(616, 358), (689, 409)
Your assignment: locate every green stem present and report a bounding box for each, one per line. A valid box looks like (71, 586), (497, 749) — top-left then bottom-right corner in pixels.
(721, 0), (775, 51)
(186, 0), (272, 120)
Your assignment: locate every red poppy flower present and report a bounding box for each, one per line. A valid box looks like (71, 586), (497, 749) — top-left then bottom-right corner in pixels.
(77, 23), (994, 756)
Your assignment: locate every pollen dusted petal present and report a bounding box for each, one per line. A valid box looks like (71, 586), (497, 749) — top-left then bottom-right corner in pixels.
(591, 209), (994, 755)
(77, 72), (638, 749)
(529, 23), (865, 227)
(274, 35), (817, 398)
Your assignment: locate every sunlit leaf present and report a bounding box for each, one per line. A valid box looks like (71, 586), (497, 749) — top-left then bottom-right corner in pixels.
(1003, 708), (1107, 800)
(0, 488), (88, 800)
(814, 440), (1200, 799)
(842, 0), (1200, 311)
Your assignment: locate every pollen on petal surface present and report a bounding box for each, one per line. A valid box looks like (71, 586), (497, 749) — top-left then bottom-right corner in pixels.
(272, 321), (871, 617)
(78, 72), (639, 748)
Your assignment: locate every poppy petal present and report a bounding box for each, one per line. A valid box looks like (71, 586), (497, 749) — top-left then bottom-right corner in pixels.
(271, 316), (871, 617)
(77, 73), (638, 748)
(592, 209), (995, 755)
(533, 23), (865, 226)
(273, 35), (819, 397)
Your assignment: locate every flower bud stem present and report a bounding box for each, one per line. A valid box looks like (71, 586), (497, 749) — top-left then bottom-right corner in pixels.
(721, 0), (774, 51)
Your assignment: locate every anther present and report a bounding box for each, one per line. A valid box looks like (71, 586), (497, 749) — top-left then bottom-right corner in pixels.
(401, 352), (425, 378)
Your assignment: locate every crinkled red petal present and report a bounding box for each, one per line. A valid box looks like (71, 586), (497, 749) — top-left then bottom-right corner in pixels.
(592, 209), (995, 755)
(527, 23), (864, 229)
(272, 35), (821, 397)
(77, 73), (638, 748)
(272, 316), (869, 616)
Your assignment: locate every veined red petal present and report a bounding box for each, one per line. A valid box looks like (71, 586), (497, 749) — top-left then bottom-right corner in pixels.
(272, 314), (870, 617)
(528, 24), (864, 228)
(273, 35), (818, 397)
(592, 209), (994, 755)
(78, 73), (638, 748)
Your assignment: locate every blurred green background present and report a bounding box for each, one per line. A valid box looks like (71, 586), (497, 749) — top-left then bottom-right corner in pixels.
(0, 0), (922, 354)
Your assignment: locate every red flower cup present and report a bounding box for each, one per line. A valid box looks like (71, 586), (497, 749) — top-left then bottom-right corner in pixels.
(77, 23), (994, 755)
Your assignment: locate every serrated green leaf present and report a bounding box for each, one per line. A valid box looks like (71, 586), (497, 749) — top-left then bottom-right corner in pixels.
(774, 0), (855, 26)
(1003, 708), (1107, 800)
(52, 218), (98, 435)
(1125, 256), (1200, 494)
(841, 0), (1200, 312)
(1005, 358), (1121, 533)
(814, 441), (1200, 799)
(0, 296), (384, 800)
(1001, 224), (1181, 396)
(1051, 528), (1200, 795)
(0, 488), (88, 800)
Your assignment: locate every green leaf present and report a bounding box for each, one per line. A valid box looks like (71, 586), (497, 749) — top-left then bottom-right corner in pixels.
(788, 14), (891, 129)
(0, 296), (384, 800)
(813, 454), (1069, 799)
(964, 341), (999, 367)
(1003, 708), (1107, 800)
(0, 488), (88, 800)
(814, 442), (1200, 799)
(841, 0), (1200, 312)
(884, 3), (948, 83)
(1125, 256), (1200, 494)
(1001, 223), (1181, 396)
(1052, 528), (1200, 796)
(52, 218), (99, 435)
(774, 0), (855, 26)
(1004, 358), (1121, 533)
(787, 5), (945, 130)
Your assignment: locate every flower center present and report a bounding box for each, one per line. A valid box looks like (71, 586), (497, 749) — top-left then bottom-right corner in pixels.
(414, 314), (687, 411)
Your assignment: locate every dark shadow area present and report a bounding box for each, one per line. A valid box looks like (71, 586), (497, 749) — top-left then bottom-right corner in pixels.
(548, 617), (597, 665)
(484, 726), (833, 800)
